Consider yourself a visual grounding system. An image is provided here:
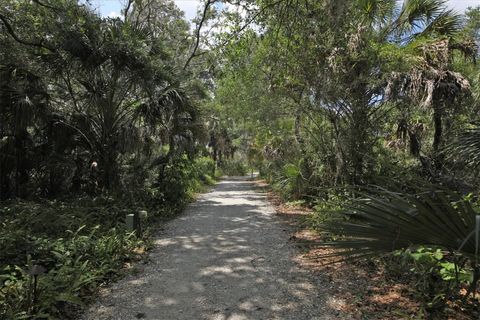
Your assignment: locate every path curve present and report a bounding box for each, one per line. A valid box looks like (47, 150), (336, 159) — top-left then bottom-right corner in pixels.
(83, 177), (339, 320)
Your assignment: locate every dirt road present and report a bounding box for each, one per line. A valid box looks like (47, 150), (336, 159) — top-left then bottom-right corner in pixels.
(83, 177), (340, 320)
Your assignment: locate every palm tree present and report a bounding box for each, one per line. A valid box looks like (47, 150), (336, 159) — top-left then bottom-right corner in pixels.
(368, 0), (476, 172)
(316, 0), (480, 295)
(55, 16), (193, 190)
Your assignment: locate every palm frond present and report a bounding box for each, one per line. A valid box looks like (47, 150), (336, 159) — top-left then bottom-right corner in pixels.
(446, 125), (480, 168)
(390, 0), (460, 41)
(358, 0), (397, 25)
(418, 9), (461, 38)
(318, 185), (479, 262)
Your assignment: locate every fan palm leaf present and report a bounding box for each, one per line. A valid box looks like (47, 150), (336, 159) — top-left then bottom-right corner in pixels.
(446, 125), (480, 168)
(418, 9), (461, 38)
(317, 185), (479, 262)
(381, 0), (460, 41)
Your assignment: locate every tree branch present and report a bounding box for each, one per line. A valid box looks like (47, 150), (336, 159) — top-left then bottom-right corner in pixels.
(216, 0), (285, 49)
(123, 0), (134, 22)
(183, 0), (215, 70)
(0, 13), (54, 51)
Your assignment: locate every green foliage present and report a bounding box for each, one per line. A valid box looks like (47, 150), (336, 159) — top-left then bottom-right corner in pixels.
(320, 185), (479, 260)
(154, 156), (216, 206)
(0, 0), (205, 197)
(0, 153), (216, 318)
(0, 226), (142, 319)
(0, 200), (123, 264)
(218, 159), (248, 177)
(406, 248), (472, 287)
(272, 162), (306, 201)
(194, 157), (216, 185)
(306, 194), (346, 231)
(383, 247), (474, 311)
(314, 183), (480, 312)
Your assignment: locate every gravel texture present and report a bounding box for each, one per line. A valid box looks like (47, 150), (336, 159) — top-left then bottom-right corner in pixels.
(81, 177), (342, 320)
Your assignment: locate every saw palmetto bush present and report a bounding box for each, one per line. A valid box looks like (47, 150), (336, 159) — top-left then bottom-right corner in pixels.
(319, 184), (480, 296)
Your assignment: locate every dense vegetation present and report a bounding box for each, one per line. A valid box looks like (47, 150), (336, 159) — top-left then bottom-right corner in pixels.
(1, 0), (480, 318)
(209, 0), (480, 317)
(0, 0), (219, 318)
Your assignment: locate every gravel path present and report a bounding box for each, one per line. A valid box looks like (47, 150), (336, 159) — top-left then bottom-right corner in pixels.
(82, 177), (340, 320)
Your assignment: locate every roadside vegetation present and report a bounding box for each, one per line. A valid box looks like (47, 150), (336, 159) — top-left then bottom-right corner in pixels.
(210, 0), (480, 318)
(1, 0), (480, 319)
(0, 0), (221, 318)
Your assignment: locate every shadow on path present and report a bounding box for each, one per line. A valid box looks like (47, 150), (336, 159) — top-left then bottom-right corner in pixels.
(83, 177), (341, 320)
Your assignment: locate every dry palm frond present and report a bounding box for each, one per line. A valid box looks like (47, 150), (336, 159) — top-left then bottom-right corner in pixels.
(395, 39), (472, 107)
(347, 24), (368, 53)
(449, 38), (478, 64)
(420, 38), (450, 68)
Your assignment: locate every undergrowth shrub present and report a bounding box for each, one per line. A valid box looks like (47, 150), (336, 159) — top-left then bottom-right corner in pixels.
(195, 157), (216, 182)
(0, 200), (125, 266)
(0, 226), (143, 319)
(383, 247), (475, 314)
(262, 158), (323, 203)
(305, 194), (345, 231)
(154, 156), (216, 206)
(272, 162), (308, 201)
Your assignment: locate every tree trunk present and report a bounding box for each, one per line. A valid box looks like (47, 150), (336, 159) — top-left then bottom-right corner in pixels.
(350, 105), (369, 185)
(432, 104), (443, 171)
(101, 147), (118, 190)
